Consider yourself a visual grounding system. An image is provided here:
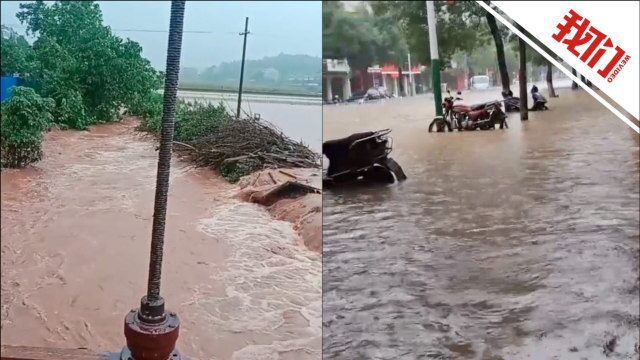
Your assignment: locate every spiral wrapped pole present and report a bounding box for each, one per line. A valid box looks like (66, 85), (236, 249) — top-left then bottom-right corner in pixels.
(123, 2), (186, 359)
(140, 0), (186, 322)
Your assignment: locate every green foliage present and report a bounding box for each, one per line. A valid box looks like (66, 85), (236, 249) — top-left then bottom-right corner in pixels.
(323, 2), (408, 69)
(15, 1), (161, 127)
(1, 87), (54, 168)
(174, 101), (227, 142)
(131, 92), (164, 132)
(219, 157), (262, 183)
(138, 100), (228, 143)
(51, 89), (89, 129)
(452, 44), (519, 76)
(507, 27), (558, 67)
(0, 26), (35, 76)
(371, 1), (487, 67)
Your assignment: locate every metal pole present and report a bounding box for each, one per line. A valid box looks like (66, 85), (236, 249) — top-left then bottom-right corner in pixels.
(123, 2), (185, 359)
(144, 0), (185, 314)
(426, 1), (442, 116)
(237, 17), (249, 118)
(407, 52), (415, 96)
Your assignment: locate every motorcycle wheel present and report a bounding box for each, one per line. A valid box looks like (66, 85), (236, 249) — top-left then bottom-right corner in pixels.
(444, 119), (453, 132)
(363, 165), (395, 184)
(429, 118), (453, 132)
(428, 119), (437, 132)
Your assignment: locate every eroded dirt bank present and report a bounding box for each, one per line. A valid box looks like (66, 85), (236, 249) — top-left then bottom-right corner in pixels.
(0, 118), (320, 360)
(238, 168), (322, 253)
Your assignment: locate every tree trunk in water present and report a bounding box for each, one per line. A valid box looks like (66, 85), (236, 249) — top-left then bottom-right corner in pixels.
(519, 37), (528, 121)
(571, 68), (578, 89)
(398, 66), (404, 96)
(546, 61), (557, 97)
(486, 13), (510, 92)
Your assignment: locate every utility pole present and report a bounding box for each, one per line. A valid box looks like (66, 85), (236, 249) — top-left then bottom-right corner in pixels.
(237, 17), (249, 118)
(407, 52), (415, 96)
(425, 1), (442, 117)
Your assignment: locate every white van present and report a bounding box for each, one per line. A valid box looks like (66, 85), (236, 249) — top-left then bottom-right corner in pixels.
(470, 75), (490, 90)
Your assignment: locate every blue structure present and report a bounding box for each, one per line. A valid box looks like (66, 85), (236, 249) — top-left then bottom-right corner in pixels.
(1, 76), (21, 102)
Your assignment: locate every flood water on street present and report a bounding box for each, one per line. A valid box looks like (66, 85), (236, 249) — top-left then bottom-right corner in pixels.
(323, 89), (639, 359)
(0, 118), (321, 360)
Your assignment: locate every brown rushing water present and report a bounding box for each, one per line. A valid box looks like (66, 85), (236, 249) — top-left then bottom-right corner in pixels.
(323, 88), (639, 359)
(0, 118), (321, 360)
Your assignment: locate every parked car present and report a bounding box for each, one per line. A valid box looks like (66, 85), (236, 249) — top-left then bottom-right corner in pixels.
(470, 75), (490, 90)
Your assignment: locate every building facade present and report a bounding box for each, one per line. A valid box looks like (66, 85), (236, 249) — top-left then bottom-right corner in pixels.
(323, 58), (352, 102)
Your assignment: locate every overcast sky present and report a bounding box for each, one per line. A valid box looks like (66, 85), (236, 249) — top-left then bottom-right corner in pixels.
(1, 1), (322, 70)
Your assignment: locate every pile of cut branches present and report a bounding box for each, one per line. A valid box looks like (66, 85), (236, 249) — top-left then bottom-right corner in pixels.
(174, 115), (320, 182)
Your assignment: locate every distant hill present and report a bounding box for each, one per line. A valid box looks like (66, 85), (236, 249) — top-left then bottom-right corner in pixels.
(179, 53), (321, 95)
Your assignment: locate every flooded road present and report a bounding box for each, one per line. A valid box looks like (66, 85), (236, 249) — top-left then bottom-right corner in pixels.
(323, 89), (639, 359)
(1, 118), (321, 359)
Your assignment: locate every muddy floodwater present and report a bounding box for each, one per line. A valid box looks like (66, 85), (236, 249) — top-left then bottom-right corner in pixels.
(1, 119), (321, 359)
(323, 89), (639, 359)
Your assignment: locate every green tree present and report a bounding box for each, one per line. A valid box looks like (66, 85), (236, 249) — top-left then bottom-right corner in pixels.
(371, 1), (485, 68)
(485, 11), (510, 92)
(323, 2), (407, 70)
(16, 1), (161, 127)
(0, 26), (34, 76)
(508, 28), (560, 97)
(1, 86), (54, 167)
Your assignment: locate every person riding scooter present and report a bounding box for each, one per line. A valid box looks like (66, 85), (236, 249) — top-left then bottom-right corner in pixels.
(530, 85), (548, 111)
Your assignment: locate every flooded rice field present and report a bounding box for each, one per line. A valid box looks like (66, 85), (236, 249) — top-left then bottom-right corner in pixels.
(0, 118), (321, 360)
(177, 91), (322, 153)
(323, 89), (639, 359)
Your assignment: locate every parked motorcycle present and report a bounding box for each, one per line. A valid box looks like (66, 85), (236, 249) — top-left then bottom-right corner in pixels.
(457, 101), (508, 130)
(437, 90), (508, 131)
(432, 90), (497, 132)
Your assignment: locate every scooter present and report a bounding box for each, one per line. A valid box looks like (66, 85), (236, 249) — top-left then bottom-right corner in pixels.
(502, 90), (520, 112)
(323, 129), (407, 188)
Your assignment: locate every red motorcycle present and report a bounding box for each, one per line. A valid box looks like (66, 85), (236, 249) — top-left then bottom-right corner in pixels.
(457, 101), (508, 130)
(437, 90), (508, 131)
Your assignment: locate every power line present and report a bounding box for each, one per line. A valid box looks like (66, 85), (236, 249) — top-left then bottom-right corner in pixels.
(2, 23), (238, 35)
(113, 28), (238, 35)
(3, 22), (298, 38)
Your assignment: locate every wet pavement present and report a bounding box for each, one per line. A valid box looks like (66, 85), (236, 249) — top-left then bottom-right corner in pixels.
(0, 118), (321, 360)
(322, 88), (639, 359)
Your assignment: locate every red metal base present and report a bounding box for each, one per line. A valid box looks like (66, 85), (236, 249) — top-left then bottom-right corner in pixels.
(122, 308), (180, 360)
